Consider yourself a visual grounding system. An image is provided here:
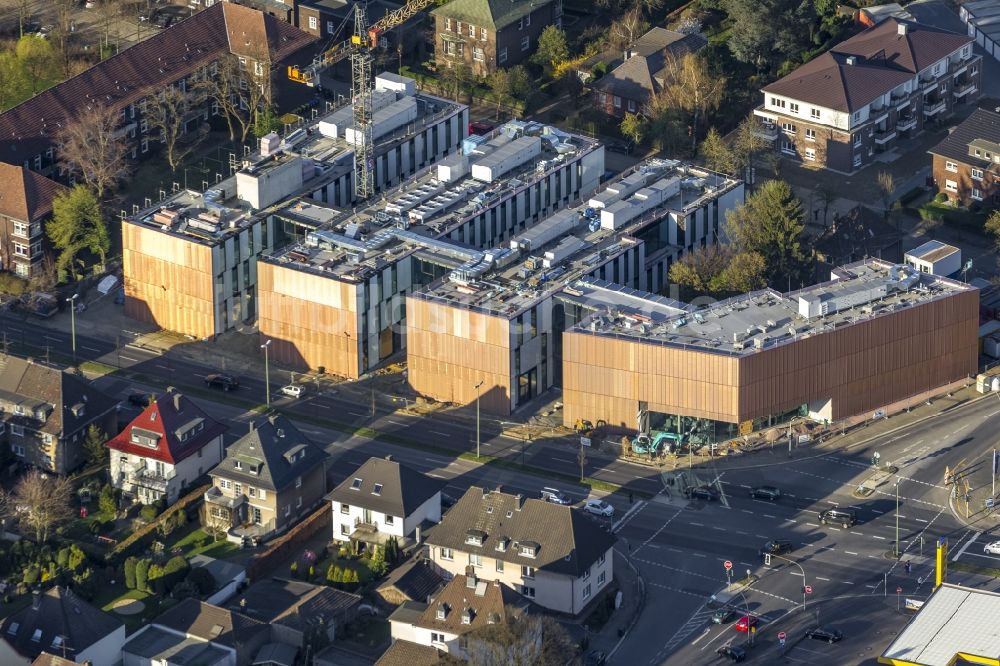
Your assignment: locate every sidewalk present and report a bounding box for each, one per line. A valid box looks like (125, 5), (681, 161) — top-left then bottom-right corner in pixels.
(588, 547), (644, 660)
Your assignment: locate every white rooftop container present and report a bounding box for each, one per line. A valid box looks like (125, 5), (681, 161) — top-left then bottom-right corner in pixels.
(317, 90), (396, 139)
(437, 153), (469, 183)
(471, 136), (542, 183)
(375, 72), (417, 96)
(346, 96), (418, 145)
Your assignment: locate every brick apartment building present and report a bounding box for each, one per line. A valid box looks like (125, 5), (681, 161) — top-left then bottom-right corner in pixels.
(929, 102), (1000, 207)
(431, 0), (561, 76)
(0, 164), (66, 278)
(0, 3), (315, 178)
(754, 18), (981, 173)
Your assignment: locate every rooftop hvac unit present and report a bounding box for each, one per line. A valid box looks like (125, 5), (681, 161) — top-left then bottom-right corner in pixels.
(754, 336), (766, 349)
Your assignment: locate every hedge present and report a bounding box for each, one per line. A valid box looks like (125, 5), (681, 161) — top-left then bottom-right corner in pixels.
(110, 483), (211, 561)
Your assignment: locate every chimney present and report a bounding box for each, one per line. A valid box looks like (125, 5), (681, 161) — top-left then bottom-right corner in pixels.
(514, 493), (523, 510)
(166, 386), (176, 394)
(173, 393), (182, 413)
(846, 56), (857, 66)
(465, 569), (478, 588)
(415, 524), (422, 544)
(31, 589), (41, 610)
(249, 421), (256, 433)
(897, 22), (908, 36)
(385, 454), (393, 462)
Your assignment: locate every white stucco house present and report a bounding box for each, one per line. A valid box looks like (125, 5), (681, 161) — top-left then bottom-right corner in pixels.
(327, 456), (444, 549)
(106, 388), (226, 505)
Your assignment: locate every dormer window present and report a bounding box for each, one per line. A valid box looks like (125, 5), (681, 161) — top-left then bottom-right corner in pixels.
(235, 460), (243, 470)
(436, 603), (449, 620)
(465, 529), (487, 546)
(495, 536), (509, 552)
(350, 478), (362, 490)
(31, 628), (42, 642)
(51, 635), (63, 650)
(14, 405), (23, 415)
(372, 483), (382, 496)
(461, 608), (474, 625)
(519, 541), (540, 558)
(7, 622), (18, 635)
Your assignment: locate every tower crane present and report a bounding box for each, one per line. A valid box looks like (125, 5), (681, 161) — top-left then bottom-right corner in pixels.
(286, 0), (436, 201)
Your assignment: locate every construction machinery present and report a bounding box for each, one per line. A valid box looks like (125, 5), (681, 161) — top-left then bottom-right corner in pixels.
(631, 431), (683, 456)
(287, 0), (436, 87)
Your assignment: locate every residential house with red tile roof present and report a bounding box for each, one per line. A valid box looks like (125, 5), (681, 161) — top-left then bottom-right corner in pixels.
(0, 3), (316, 177)
(928, 102), (1000, 208)
(754, 19), (981, 173)
(106, 387), (225, 504)
(0, 356), (118, 474)
(0, 164), (66, 278)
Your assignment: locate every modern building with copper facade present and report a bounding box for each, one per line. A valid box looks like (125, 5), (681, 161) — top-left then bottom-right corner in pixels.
(561, 260), (978, 442)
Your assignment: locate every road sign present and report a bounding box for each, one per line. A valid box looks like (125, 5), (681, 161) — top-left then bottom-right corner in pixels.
(724, 560), (733, 571)
(804, 585), (813, 594)
(897, 586), (903, 594)
(764, 554), (771, 566)
(777, 631), (786, 640)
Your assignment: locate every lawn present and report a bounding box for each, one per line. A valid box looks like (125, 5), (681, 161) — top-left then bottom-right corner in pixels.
(916, 201), (987, 230)
(169, 526), (240, 560)
(97, 586), (177, 633)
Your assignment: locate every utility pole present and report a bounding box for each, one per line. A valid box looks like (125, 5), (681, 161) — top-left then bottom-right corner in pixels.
(474, 379), (484, 459)
(894, 478), (900, 558)
(66, 294), (79, 361)
(260, 339), (272, 408)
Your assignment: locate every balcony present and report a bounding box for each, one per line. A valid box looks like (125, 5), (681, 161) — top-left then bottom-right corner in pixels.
(897, 115), (917, 132)
(131, 466), (176, 491)
(953, 81), (977, 98)
(874, 129), (896, 145)
(923, 99), (947, 116)
(204, 485), (246, 510)
(753, 121), (779, 141)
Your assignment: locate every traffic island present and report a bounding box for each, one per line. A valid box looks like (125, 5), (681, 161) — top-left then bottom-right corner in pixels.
(853, 465), (899, 498)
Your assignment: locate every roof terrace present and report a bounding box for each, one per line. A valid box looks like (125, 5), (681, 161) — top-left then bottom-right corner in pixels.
(125, 178), (255, 246)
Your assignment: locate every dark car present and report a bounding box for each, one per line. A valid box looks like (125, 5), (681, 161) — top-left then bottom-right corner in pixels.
(819, 507), (857, 528)
(606, 141), (633, 155)
(153, 11), (173, 28)
(127, 393), (150, 408)
(469, 120), (495, 135)
(712, 607), (736, 624)
(583, 649), (607, 666)
(805, 626), (843, 643)
(205, 373), (239, 391)
(750, 485), (782, 501)
(686, 485), (720, 501)
(759, 539), (794, 559)
(716, 644), (747, 662)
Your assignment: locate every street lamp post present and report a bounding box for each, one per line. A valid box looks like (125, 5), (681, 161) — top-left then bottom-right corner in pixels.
(66, 294), (78, 361)
(474, 380), (484, 459)
(772, 553), (808, 610)
(260, 339), (272, 408)
(894, 478), (901, 558)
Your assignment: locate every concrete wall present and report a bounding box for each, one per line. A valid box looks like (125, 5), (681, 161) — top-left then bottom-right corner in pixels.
(79, 624), (127, 666)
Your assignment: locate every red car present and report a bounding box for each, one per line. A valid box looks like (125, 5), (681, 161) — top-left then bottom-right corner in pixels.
(734, 615), (758, 633)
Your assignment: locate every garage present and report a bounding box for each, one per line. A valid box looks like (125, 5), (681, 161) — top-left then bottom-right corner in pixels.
(961, 0), (1000, 61)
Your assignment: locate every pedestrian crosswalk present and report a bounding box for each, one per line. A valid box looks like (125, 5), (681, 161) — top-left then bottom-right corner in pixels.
(660, 605), (715, 654)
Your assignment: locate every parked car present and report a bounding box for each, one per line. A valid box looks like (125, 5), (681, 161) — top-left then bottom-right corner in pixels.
(605, 141), (634, 155)
(205, 373), (239, 391)
(984, 541), (1000, 555)
(819, 507), (857, 528)
(280, 384), (304, 399)
(759, 539), (794, 559)
(712, 607), (736, 624)
(468, 120), (495, 135)
(686, 485), (720, 501)
(804, 626), (843, 643)
(541, 487), (571, 505)
(734, 615), (758, 633)
(127, 393), (150, 408)
(716, 644), (747, 662)
(153, 11), (173, 27)
(750, 485), (782, 501)
(584, 499), (614, 517)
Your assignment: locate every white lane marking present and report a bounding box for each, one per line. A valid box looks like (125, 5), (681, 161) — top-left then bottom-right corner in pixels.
(842, 581), (855, 585)
(871, 509), (885, 514)
(690, 522), (705, 527)
(551, 457), (575, 464)
(763, 514), (776, 519)
(788, 571), (803, 576)
(81, 345), (101, 352)
(692, 553), (706, 558)
(845, 551), (859, 556)
(386, 419), (406, 427)
(430, 430), (451, 437)
(816, 576), (830, 581)
(119, 355), (138, 362)
(427, 472), (446, 478)
(742, 510), (754, 514)
(348, 411), (364, 417)
(915, 518), (929, 523)
(806, 522), (819, 527)
(953, 530), (982, 562)
(872, 535), (886, 540)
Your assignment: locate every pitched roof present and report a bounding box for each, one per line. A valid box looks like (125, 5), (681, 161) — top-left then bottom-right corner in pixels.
(927, 105), (1000, 164)
(373, 641), (444, 666)
(105, 388), (226, 464)
(122, 625), (231, 664)
(210, 414), (327, 492)
(0, 587), (123, 661)
(763, 18), (973, 112)
(234, 578), (361, 631)
(431, 0), (553, 31)
(0, 3), (316, 166)
(425, 487), (616, 577)
(394, 574), (533, 636)
(327, 456), (444, 518)
(0, 164), (67, 223)
(592, 28), (707, 101)
(153, 599), (267, 650)
(0, 356), (119, 439)
(377, 558), (446, 604)
(31, 653), (77, 666)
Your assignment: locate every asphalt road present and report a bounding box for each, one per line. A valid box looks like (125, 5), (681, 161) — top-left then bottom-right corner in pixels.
(610, 394), (1000, 665)
(1, 312), (663, 496)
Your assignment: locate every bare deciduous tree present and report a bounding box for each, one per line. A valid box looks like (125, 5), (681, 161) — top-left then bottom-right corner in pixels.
(653, 53), (726, 155)
(57, 103), (130, 200)
(146, 84), (210, 171)
(610, 8), (650, 51)
(10, 470), (75, 543)
(199, 52), (272, 143)
(877, 170), (895, 220)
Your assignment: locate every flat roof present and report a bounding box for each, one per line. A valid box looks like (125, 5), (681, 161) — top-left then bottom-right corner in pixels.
(264, 122), (603, 284)
(411, 159), (741, 318)
(124, 626), (230, 665)
(905, 240), (960, 263)
(125, 181), (256, 246)
(572, 259), (974, 355)
(879, 583), (1000, 666)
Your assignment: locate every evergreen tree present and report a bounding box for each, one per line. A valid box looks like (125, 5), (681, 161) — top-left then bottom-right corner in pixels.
(725, 179), (808, 288)
(124, 556), (137, 590)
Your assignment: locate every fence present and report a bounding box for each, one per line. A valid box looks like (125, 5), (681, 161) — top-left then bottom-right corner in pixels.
(245, 502), (331, 582)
